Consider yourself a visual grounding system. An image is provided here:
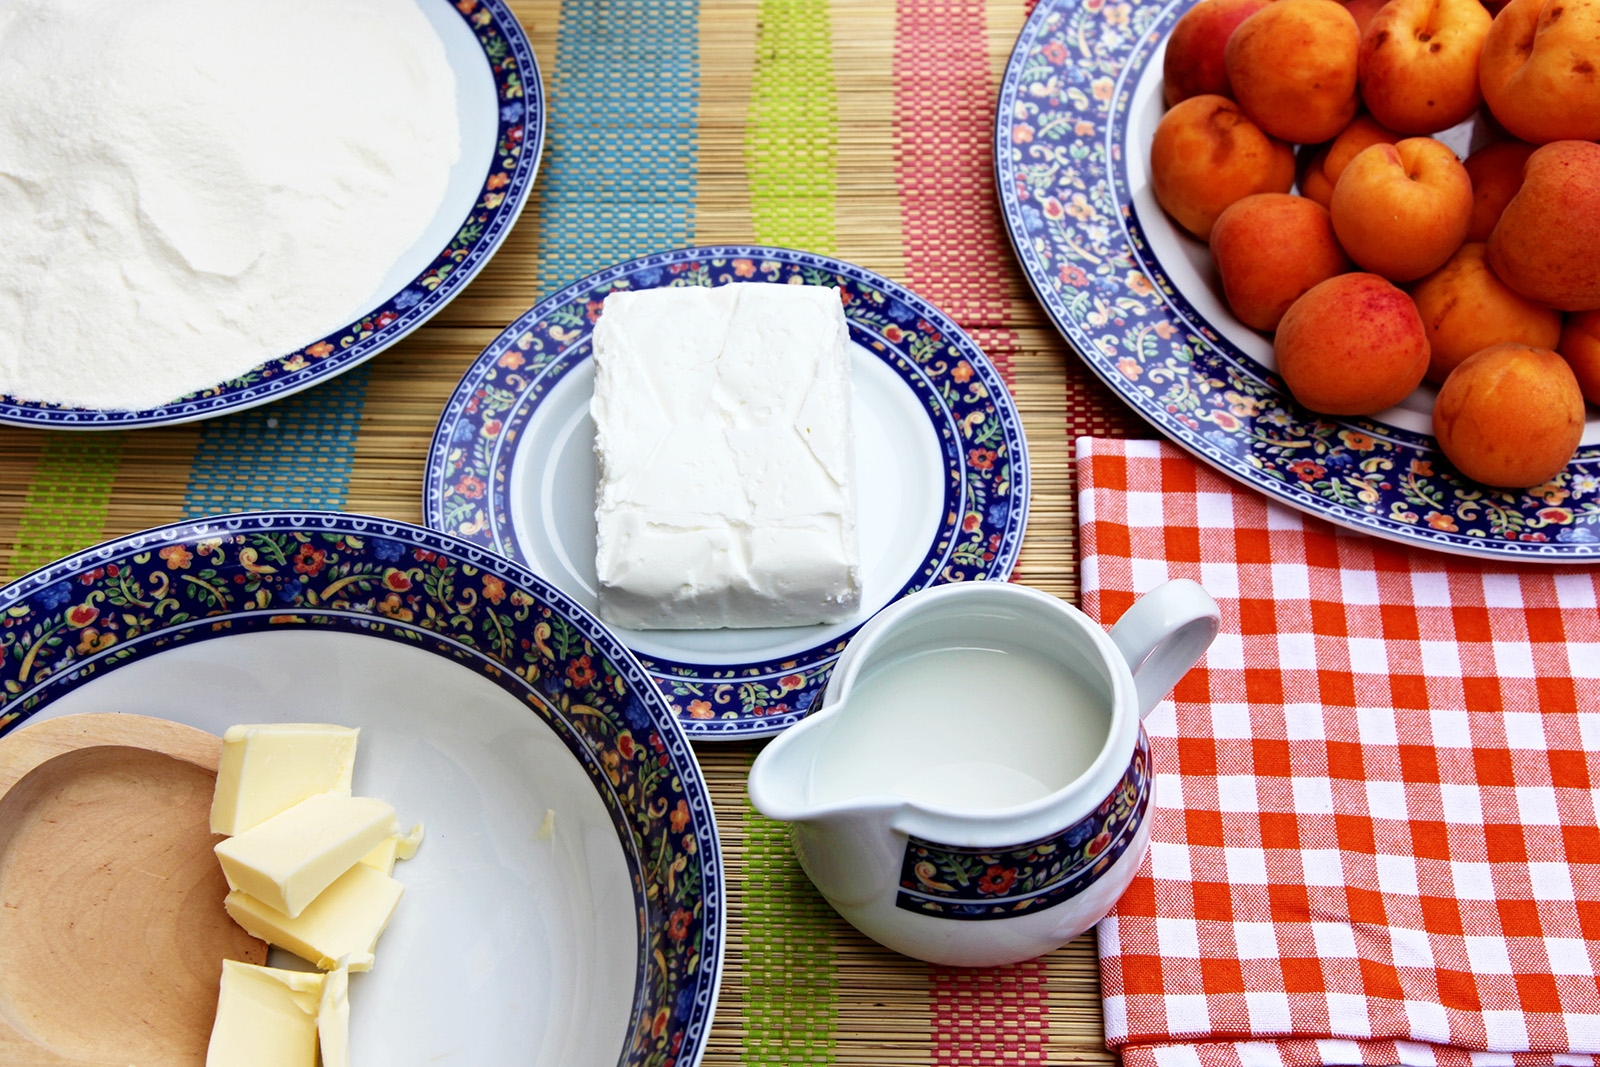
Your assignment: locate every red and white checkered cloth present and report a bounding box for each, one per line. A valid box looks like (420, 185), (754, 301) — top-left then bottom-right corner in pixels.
(1078, 438), (1600, 1067)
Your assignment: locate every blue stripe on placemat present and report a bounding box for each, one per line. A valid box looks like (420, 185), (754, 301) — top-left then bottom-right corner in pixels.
(535, 0), (700, 290)
(181, 367), (370, 517)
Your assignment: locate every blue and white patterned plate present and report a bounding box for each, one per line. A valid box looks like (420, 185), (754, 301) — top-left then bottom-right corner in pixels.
(424, 246), (1030, 739)
(0, 0), (543, 430)
(996, 0), (1600, 561)
(0, 513), (721, 1067)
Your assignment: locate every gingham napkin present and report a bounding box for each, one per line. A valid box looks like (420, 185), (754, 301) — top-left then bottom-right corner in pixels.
(1077, 438), (1600, 1067)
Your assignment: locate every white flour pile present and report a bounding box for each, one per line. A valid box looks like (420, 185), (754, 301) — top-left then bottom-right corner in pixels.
(0, 0), (460, 411)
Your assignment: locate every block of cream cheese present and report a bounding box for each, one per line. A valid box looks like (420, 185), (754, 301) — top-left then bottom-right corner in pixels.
(210, 723), (359, 836)
(225, 862), (405, 971)
(591, 283), (860, 629)
(206, 960), (322, 1067)
(215, 792), (397, 918)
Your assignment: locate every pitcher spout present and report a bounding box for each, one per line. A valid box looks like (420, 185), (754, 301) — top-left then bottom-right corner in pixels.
(747, 707), (833, 823)
(749, 705), (907, 908)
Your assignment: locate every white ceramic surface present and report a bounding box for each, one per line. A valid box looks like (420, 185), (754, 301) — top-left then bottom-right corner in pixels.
(749, 580), (1219, 966)
(31, 630), (635, 1067)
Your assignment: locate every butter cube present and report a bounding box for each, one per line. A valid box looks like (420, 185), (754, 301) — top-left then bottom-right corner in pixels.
(359, 822), (423, 875)
(215, 792), (396, 918)
(210, 723), (359, 836)
(206, 960), (322, 1067)
(225, 862), (404, 971)
(360, 835), (399, 876)
(318, 964), (351, 1067)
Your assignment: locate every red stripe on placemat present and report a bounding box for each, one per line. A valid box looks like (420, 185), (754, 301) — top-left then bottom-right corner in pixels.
(896, 2), (1051, 1060)
(930, 960), (1052, 1065)
(893, 0), (1018, 386)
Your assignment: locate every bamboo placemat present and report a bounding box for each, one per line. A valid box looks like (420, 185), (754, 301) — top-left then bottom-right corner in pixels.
(0, 0), (1152, 1061)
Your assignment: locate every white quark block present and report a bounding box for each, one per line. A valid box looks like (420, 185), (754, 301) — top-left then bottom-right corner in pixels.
(592, 283), (860, 629)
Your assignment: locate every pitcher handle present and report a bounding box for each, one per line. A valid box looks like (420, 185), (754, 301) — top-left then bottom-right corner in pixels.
(1108, 579), (1220, 719)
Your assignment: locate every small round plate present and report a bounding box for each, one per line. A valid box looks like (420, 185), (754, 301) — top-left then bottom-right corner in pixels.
(0, 0), (544, 430)
(996, 0), (1600, 561)
(0, 513), (722, 1067)
(424, 246), (1030, 739)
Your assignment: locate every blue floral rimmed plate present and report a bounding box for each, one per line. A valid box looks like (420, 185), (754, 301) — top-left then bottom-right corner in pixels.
(996, 0), (1600, 561)
(0, 512), (721, 1067)
(0, 0), (543, 430)
(424, 245), (1030, 739)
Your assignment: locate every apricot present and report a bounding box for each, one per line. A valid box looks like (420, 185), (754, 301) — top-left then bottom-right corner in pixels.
(1164, 0), (1275, 105)
(1357, 0), (1491, 133)
(1210, 194), (1353, 329)
(1433, 343), (1585, 486)
(1487, 140), (1600, 311)
(1343, 0), (1392, 32)
(1150, 95), (1297, 239)
(1410, 243), (1563, 382)
(1558, 310), (1600, 404)
(1463, 140), (1536, 241)
(1276, 272), (1430, 413)
(1330, 139), (1472, 281)
(1299, 144), (1336, 206)
(1225, 0), (1361, 143)
(1322, 114), (1403, 184)
(1479, 0), (1600, 143)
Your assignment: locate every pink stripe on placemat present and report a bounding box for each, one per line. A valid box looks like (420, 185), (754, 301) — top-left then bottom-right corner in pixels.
(893, 0), (1019, 385)
(930, 960), (1052, 1065)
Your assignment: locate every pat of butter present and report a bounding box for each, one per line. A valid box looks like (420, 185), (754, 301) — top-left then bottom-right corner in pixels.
(225, 862), (404, 971)
(591, 282), (861, 630)
(360, 835), (400, 875)
(215, 792), (397, 918)
(210, 723), (359, 836)
(359, 822), (423, 875)
(317, 964), (350, 1067)
(206, 960), (322, 1067)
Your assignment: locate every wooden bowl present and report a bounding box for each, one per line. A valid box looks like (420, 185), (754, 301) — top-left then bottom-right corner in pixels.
(0, 713), (267, 1065)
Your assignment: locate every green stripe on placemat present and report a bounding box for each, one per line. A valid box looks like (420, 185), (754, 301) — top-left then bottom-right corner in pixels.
(181, 368), (370, 517)
(744, 806), (839, 1064)
(746, 0), (836, 253)
(741, 1), (840, 1062)
(9, 434), (125, 576)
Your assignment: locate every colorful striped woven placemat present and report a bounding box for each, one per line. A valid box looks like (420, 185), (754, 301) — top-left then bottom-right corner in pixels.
(0, 0), (1152, 1060)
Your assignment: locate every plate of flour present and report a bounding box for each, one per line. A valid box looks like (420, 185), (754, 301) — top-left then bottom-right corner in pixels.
(0, 0), (543, 429)
(423, 246), (1030, 740)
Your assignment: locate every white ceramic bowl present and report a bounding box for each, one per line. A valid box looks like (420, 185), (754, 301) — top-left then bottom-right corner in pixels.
(0, 512), (722, 1067)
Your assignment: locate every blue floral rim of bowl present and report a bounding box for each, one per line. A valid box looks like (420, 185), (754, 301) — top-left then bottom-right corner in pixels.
(0, 512), (722, 1067)
(995, 0), (1600, 561)
(0, 0), (544, 430)
(423, 245), (1031, 740)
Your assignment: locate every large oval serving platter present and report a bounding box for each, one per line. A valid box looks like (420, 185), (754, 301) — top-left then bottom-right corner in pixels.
(0, 513), (722, 1067)
(424, 246), (1029, 739)
(996, 0), (1600, 562)
(0, 0), (544, 430)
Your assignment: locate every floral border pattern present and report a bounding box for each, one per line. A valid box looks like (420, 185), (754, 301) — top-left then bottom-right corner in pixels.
(896, 730), (1150, 920)
(0, 0), (545, 430)
(995, 0), (1600, 561)
(424, 245), (1031, 739)
(0, 513), (721, 1067)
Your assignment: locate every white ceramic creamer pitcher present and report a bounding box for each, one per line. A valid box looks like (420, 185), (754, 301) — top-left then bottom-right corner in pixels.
(748, 579), (1219, 967)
